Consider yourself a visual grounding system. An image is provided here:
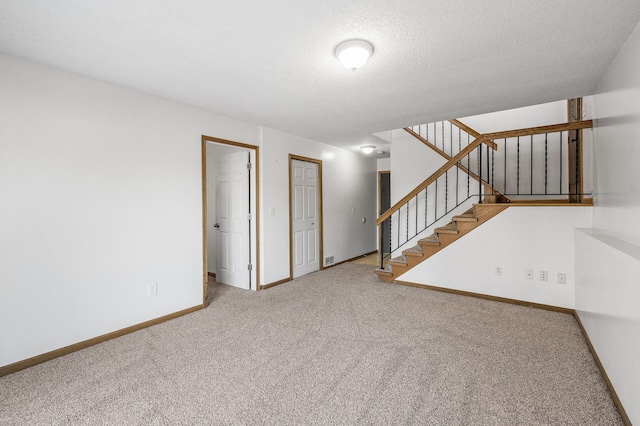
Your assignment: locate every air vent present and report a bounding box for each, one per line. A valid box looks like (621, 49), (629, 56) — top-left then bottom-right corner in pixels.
(325, 256), (334, 265)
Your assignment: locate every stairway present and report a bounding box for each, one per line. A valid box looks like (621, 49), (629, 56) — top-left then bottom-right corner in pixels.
(375, 203), (509, 282)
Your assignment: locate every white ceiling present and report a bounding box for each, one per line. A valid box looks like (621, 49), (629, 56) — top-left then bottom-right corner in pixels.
(2, 1), (640, 157)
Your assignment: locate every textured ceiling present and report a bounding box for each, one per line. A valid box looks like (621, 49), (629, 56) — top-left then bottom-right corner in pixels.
(1, 1), (640, 156)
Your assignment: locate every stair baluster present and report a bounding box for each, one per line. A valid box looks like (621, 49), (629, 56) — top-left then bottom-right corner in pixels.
(376, 119), (593, 282)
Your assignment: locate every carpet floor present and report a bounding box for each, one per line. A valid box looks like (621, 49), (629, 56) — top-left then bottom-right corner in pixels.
(0, 263), (622, 425)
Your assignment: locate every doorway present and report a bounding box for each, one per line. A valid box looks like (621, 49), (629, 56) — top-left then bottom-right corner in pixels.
(202, 136), (259, 305)
(379, 171), (391, 261)
(289, 155), (323, 279)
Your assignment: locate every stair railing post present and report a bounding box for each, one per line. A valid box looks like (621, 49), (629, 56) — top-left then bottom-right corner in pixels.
(478, 143), (483, 203)
(379, 220), (384, 269)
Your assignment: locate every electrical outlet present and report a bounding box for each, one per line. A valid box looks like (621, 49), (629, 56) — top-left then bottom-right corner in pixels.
(557, 273), (567, 284)
(540, 270), (548, 282)
(495, 266), (502, 276)
(148, 283), (158, 296)
(525, 269), (534, 280)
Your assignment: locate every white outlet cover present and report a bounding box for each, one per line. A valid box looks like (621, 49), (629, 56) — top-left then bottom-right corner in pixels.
(148, 283), (158, 296)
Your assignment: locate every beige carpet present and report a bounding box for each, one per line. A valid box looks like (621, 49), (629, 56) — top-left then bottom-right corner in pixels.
(0, 263), (622, 425)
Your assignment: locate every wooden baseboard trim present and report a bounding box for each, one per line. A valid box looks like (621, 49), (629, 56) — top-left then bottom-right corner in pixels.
(0, 304), (203, 378)
(260, 277), (291, 290)
(327, 250), (379, 268)
(207, 271), (216, 278)
(573, 313), (631, 426)
(393, 280), (574, 314)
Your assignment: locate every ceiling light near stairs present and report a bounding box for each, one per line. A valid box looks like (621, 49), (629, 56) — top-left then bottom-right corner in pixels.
(360, 145), (376, 154)
(335, 40), (374, 71)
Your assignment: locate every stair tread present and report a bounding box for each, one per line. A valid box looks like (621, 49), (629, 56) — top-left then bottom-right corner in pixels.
(453, 216), (478, 222)
(403, 246), (423, 256)
(419, 235), (440, 245)
(435, 223), (459, 234)
(389, 255), (407, 265)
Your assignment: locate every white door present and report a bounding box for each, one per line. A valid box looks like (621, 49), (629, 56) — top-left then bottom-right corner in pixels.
(216, 151), (250, 289)
(291, 159), (319, 278)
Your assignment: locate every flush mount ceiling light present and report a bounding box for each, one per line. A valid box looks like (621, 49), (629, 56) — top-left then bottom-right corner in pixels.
(335, 39), (374, 71)
(360, 145), (376, 154)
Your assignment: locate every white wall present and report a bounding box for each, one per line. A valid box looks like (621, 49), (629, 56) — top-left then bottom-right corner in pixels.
(459, 100), (567, 133)
(579, 20), (640, 425)
(399, 207), (592, 309)
(390, 128), (444, 204)
(575, 230), (640, 424)
(591, 25), (640, 247)
(260, 127), (377, 284)
(377, 157), (390, 172)
(0, 53), (376, 368)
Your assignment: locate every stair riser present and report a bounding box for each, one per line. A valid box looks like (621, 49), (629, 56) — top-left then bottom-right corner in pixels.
(453, 222), (478, 233)
(418, 240), (440, 247)
(419, 247), (441, 258)
(388, 263), (410, 275)
(433, 233), (459, 244)
(375, 273), (394, 283)
(404, 256), (423, 268)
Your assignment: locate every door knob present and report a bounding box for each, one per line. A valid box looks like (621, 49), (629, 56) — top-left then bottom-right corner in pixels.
(213, 223), (220, 228)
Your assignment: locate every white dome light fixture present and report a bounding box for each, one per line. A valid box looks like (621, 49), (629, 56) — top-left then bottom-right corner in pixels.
(360, 145), (376, 154)
(335, 40), (374, 71)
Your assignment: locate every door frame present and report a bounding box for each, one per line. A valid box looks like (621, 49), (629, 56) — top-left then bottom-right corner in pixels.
(202, 135), (260, 306)
(288, 154), (323, 280)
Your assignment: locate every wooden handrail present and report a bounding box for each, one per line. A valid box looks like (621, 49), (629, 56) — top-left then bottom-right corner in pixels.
(377, 120), (593, 226)
(482, 120), (592, 140)
(376, 136), (486, 225)
(449, 119), (481, 138)
(447, 119), (501, 151)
